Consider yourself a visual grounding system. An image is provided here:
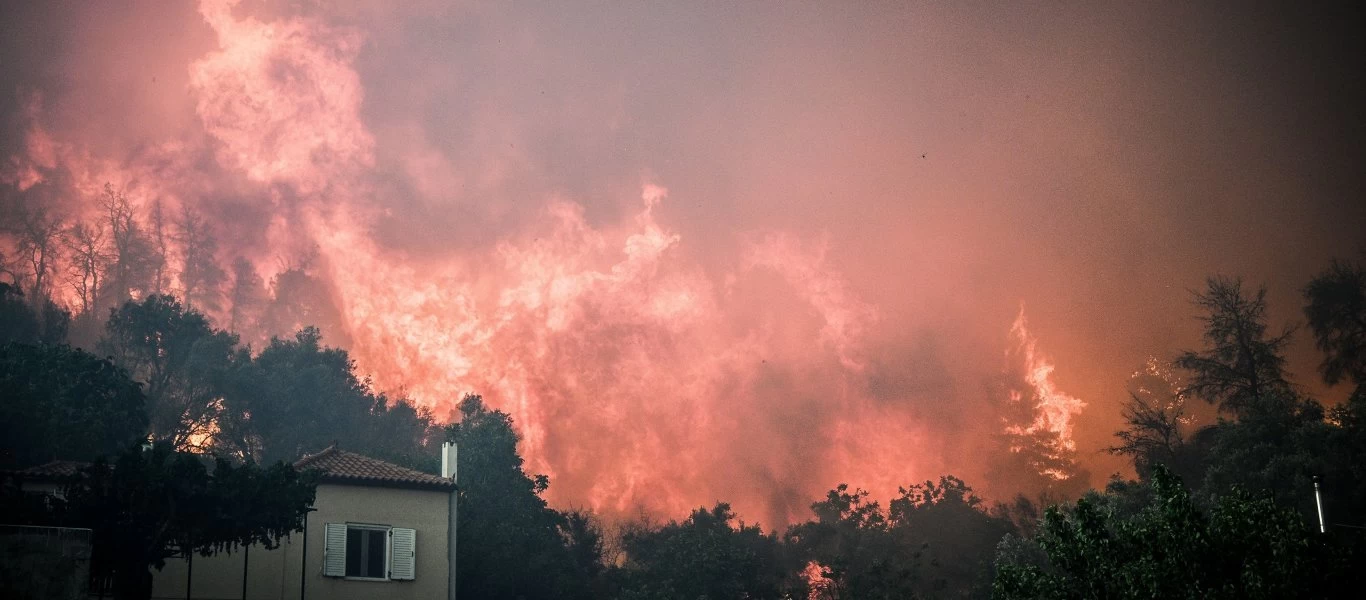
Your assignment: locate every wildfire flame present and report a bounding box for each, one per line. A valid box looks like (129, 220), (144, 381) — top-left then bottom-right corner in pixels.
(0, 0), (1099, 523)
(1004, 307), (1085, 474)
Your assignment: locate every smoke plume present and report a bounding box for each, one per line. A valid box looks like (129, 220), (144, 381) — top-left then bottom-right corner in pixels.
(2, 0), (1363, 525)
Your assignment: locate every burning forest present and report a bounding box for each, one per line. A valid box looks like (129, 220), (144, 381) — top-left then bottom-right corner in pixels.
(2, 1), (1365, 599)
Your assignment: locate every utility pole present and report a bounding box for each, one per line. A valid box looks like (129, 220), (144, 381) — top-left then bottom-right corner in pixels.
(241, 543), (249, 600)
(300, 507), (316, 600)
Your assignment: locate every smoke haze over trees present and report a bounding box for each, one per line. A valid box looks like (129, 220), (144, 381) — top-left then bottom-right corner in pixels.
(3, 0), (1366, 598)
(3, 0), (1364, 526)
(6, 252), (1366, 597)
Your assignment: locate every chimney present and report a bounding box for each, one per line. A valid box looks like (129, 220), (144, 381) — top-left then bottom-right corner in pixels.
(441, 442), (458, 482)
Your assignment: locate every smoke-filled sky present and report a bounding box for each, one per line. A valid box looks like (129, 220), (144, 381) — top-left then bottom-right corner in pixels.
(3, 0), (1364, 526)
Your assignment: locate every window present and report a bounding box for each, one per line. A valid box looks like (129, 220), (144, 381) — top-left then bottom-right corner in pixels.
(323, 523), (416, 581)
(346, 526), (388, 579)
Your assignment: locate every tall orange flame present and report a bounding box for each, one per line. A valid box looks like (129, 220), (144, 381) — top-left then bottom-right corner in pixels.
(1004, 307), (1085, 476)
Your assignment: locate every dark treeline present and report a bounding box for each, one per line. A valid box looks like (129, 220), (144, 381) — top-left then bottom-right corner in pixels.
(4, 189), (1366, 599)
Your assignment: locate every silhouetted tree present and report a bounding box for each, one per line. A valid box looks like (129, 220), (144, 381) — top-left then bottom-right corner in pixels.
(887, 476), (1013, 598)
(1305, 258), (1366, 389)
(1175, 276), (1294, 416)
(62, 220), (110, 318)
(993, 465), (1354, 599)
(1108, 358), (1217, 486)
(226, 256), (267, 342)
(6, 200), (64, 305)
(0, 282), (61, 345)
(99, 295), (237, 449)
(213, 326), (443, 471)
(262, 257), (350, 347)
(98, 184), (157, 311)
(1159, 276), (1335, 516)
(360, 392), (443, 473)
(0, 341), (146, 469)
(0, 283), (39, 344)
(174, 205), (225, 316)
(1106, 392), (1216, 488)
(786, 485), (922, 600)
(445, 394), (596, 600)
(561, 509), (609, 596)
(217, 327), (370, 463)
(1322, 387), (1366, 529)
(55, 443), (317, 600)
(148, 198), (169, 296)
(618, 503), (787, 600)
(783, 476), (1011, 600)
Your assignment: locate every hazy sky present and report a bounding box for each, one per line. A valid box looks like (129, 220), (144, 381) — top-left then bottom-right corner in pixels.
(3, 0), (1363, 525)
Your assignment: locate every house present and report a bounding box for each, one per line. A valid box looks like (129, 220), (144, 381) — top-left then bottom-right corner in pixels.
(10, 445), (458, 600)
(151, 445), (458, 600)
(8, 459), (86, 496)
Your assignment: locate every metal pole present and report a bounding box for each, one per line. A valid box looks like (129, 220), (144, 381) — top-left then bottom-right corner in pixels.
(300, 511), (309, 600)
(241, 543), (249, 600)
(1313, 475), (1327, 534)
(186, 547), (193, 600)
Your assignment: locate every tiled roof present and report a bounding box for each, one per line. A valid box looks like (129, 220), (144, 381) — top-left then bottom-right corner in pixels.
(293, 446), (454, 491)
(11, 460), (90, 480)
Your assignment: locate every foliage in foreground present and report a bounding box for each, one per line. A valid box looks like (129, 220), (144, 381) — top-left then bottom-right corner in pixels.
(0, 341), (147, 470)
(993, 465), (1358, 599)
(3, 443), (317, 600)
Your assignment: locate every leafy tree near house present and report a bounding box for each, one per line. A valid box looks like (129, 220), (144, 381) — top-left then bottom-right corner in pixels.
(54, 443), (317, 600)
(216, 326), (371, 463)
(99, 295), (237, 450)
(216, 326), (442, 470)
(358, 391), (444, 474)
(445, 394), (598, 600)
(0, 341), (147, 470)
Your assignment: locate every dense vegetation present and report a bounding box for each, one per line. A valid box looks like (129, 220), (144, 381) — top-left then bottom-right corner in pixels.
(4, 188), (1365, 597)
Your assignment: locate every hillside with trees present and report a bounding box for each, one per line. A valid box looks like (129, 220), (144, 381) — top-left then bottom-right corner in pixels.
(4, 192), (1366, 597)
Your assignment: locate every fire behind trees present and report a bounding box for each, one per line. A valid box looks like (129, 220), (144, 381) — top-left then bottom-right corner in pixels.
(2, 178), (1104, 521)
(4, 252), (1366, 597)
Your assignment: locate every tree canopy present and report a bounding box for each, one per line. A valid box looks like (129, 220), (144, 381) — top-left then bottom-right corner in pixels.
(993, 465), (1354, 599)
(0, 342), (146, 469)
(6, 188), (1366, 600)
(99, 295), (236, 449)
(618, 503), (787, 600)
(1305, 258), (1366, 389)
(1174, 276), (1294, 416)
(5, 442), (317, 600)
(445, 394), (597, 600)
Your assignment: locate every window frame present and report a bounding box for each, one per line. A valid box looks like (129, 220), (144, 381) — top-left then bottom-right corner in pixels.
(342, 523), (391, 582)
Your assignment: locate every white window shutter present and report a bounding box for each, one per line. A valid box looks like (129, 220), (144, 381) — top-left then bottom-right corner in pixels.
(389, 527), (416, 580)
(323, 523), (347, 577)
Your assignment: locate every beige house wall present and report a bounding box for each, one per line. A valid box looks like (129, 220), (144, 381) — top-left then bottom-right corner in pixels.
(150, 483), (451, 600)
